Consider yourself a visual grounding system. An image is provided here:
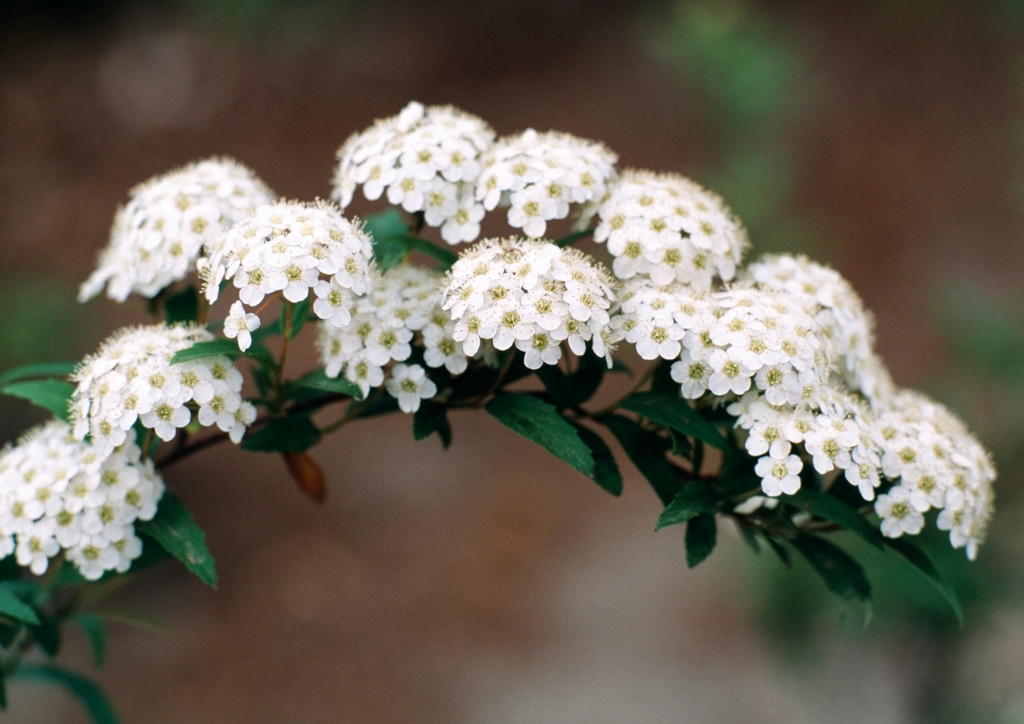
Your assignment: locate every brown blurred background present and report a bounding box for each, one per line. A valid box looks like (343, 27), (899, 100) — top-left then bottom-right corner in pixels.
(3, 0), (1024, 721)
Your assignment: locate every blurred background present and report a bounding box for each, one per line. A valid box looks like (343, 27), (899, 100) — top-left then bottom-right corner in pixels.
(2, 0), (1024, 721)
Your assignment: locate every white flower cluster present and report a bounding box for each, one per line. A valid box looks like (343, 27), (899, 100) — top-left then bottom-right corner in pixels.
(332, 102), (495, 244)
(590, 170), (748, 291)
(873, 391), (995, 559)
(71, 324), (255, 453)
(744, 254), (879, 399)
(203, 201), (375, 349)
(441, 238), (616, 370)
(0, 422), (163, 580)
(317, 265), (458, 407)
(477, 130), (618, 238)
(80, 158), (275, 303)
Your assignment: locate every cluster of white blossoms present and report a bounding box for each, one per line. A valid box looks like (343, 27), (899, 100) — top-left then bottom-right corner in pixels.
(80, 158), (275, 303)
(441, 238), (616, 369)
(71, 324), (254, 453)
(202, 201), (375, 350)
(332, 102), (495, 244)
(477, 130), (618, 238)
(0, 422), (164, 580)
(317, 265), (458, 407)
(589, 170), (748, 291)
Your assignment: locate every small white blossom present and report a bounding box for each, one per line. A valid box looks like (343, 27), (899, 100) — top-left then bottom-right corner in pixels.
(223, 301), (261, 352)
(875, 486), (925, 538)
(385, 363), (437, 413)
(754, 454), (803, 497)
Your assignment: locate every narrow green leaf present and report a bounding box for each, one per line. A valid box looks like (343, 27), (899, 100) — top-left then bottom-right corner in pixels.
(485, 394), (594, 477)
(164, 286), (199, 324)
(792, 535), (872, 625)
(762, 533), (792, 568)
(569, 421), (623, 496)
(656, 480), (717, 531)
(0, 584), (39, 625)
(74, 613), (107, 668)
(30, 612), (62, 656)
(373, 238), (409, 273)
(717, 443), (762, 494)
(0, 669), (6, 709)
(13, 664), (120, 724)
(600, 414), (680, 505)
(293, 369), (363, 399)
(0, 361), (76, 387)
(240, 415), (321, 453)
(1, 380), (74, 421)
(555, 229), (592, 247)
(413, 400), (452, 448)
(362, 208), (408, 240)
(784, 489), (885, 550)
(135, 493), (217, 588)
(0, 620), (20, 647)
(284, 298), (311, 339)
(884, 537), (964, 627)
(685, 513), (717, 568)
(620, 391), (727, 450)
(169, 339), (241, 363)
(398, 235), (458, 268)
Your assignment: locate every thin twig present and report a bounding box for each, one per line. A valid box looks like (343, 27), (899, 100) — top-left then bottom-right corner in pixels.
(591, 362), (657, 418)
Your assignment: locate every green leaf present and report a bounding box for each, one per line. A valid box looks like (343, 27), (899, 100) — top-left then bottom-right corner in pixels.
(135, 492), (217, 588)
(373, 238), (409, 273)
(0, 361), (76, 387)
(485, 394), (594, 477)
(397, 235), (458, 268)
(783, 489), (884, 550)
(1, 379), (74, 421)
(620, 391), (727, 450)
(0, 584), (40, 625)
(363, 208), (408, 240)
(284, 298), (311, 339)
(74, 613), (107, 668)
(240, 415), (321, 453)
(363, 208), (458, 269)
(763, 534), (792, 568)
(13, 664), (120, 724)
(555, 229), (593, 247)
(656, 480), (717, 530)
(884, 537), (964, 627)
(0, 669), (6, 709)
(685, 513), (717, 568)
(568, 421), (623, 496)
(169, 338), (241, 363)
(792, 535), (872, 625)
(600, 414), (680, 505)
(717, 442), (762, 494)
(164, 286), (199, 324)
(293, 369), (364, 399)
(30, 611), (62, 656)
(413, 400), (452, 447)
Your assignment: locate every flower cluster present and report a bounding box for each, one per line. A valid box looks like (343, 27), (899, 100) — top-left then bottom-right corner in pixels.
(332, 102), (495, 244)
(744, 254), (878, 399)
(317, 265), (458, 407)
(80, 158), (275, 303)
(0, 422), (164, 580)
(71, 324), (254, 453)
(590, 170), (748, 291)
(203, 201), (375, 349)
(441, 238), (616, 369)
(477, 130), (617, 238)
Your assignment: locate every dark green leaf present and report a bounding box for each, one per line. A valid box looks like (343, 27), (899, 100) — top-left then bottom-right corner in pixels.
(792, 535), (872, 625)
(135, 492), (217, 588)
(0, 584), (39, 625)
(669, 429), (692, 457)
(363, 208), (457, 269)
(284, 299), (311, 339)
(293, 369), (363, 400)
(240, 415), (321, 454)
(656, 480), (717, 531)
(397, 235), (458, 268)
(555, 229), (593, 247)
(738, 524), (761, 554)
(485, 394), (594, 477)
(783, 489), (884, 550)
(621, 391), (727, 450)
(568, 421), (623, 496)
(74, 613), (107, 668)
(884, 536), (964, 627)
(13, 664), (120, 724)
(0, 361), (76, 387)
(685, 513), (717, 568)
(350, 393), (401, 420)
(0, 668), (6, 709)
(1, 380), (74, 421)
(30, 612), (62, 656)
(0, 620), (20, 648)
(362, 208), (408, 240)
(601, 414), (680, 505)
(169, 339), (241, 363)
(374, 238), (409, 273)
(717, 442), (762, 494)
(413, 401), (452, 448)
(763, 534), (792, 568)
(164, 286), (199, 324)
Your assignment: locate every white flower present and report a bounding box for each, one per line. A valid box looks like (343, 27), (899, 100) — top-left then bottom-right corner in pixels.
(587, 170), (747, 290)
(385, 363), (437, 413)
(875, 486), (925, 538)
(477, 130), (617, 238)
(332, 102), (495, 245)
(79, 158), (275, 303)
(223, 301), (261, 352)
(0, 421), (164, 580)
(754, 454), (803, 497)
(71, 324), (252, 453)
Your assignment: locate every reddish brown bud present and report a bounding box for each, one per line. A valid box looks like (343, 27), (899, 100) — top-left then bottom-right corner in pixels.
(283, 452), (327, 503)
